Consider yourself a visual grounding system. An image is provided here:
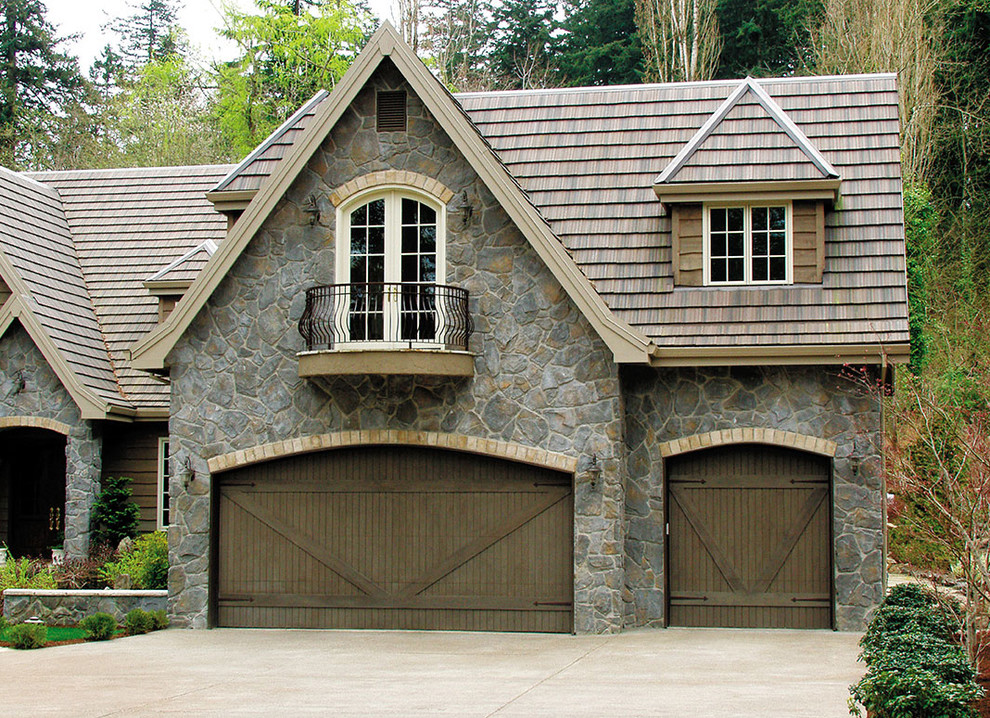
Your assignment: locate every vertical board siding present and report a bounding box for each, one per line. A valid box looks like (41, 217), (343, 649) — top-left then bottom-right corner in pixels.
(673, 204), (703, 286)
(215, 446), (574, 632)
(102, 422), (168, 533)
(667, 444), (831, 629)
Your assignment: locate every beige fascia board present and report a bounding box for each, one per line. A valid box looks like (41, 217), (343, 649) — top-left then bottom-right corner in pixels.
(298, 349), (475, 376)
(132, 407), (170, 421)
(130, 27), (391, 371)
(655, 179), (841, 204)
(131, 22), (654, 369)
(649, 342), (910, 367)
(205, 189), (256, 213)
(144, 280), (193, 296)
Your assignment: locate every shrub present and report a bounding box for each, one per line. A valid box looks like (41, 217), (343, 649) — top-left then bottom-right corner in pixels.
(0, 557), (56, 614)
(51, 544), (118, 590)
(124, 608), (152, 635)
(150, 609), (169, 630)
(79, 612), (117, 641)
(99, 532), (168, 590)
(8, 623), (47, 649)
(851, 584), (982, 717)
(0, 614), (8, 634)
(90, 476), (140, 548)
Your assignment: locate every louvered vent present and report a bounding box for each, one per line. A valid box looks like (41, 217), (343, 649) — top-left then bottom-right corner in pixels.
(377, 91), (407, 131)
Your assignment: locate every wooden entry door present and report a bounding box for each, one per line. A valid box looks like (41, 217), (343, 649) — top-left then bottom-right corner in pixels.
(215, 446), (574, 632)
(667, 444), (832, 629)
(0, 430), (67, 558)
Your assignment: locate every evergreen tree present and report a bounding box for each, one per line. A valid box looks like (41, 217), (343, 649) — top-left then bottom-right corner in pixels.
(559, 0), (644, 86)
(0, 0), (86, 167)
(487, 0), (561, 89)
(104, 0), (184, 69)
(715, 0), (821, 78)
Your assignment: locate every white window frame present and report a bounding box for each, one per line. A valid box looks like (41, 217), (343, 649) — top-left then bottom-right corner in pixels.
(157, 437), (170, 530)
(335, 187), (447, 348)
(702, 201), (793, 286)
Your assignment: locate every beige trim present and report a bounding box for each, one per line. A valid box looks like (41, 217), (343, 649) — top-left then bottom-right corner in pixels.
(657, 179), (841, 205)
(134, 408), (171, 421)
(658, 428), (836, 458)
(207, 430), (578, 474)
(129, 22), (654, 370)
(0, 415), (72, 435)
(329, 170), (455, 207)
(299, 349), (474, 377)
(650, 342), (910, 367)
(144, 280), (192, 296)
(205, 190), (255, 213)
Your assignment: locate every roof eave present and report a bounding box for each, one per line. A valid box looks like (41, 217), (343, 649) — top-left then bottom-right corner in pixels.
(654, 178), (842, 204)
(648, 342), (910, 367)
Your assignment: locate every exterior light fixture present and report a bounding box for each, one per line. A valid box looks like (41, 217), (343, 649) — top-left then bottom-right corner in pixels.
(303, 194), (321, 226)
(587, 453), (602, 489)
(455, 190), (473, 227)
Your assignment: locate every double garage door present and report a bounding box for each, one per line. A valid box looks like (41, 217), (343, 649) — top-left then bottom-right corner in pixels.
(667, 445), (833, 629)
(214, 446), (573, 632)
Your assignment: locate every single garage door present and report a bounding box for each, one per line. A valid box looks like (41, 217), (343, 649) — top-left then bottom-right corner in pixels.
(667, 444), (832, 629)
(214, 445), (573, 632)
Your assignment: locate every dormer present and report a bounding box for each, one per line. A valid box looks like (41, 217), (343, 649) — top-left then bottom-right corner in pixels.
(143, 240), (218, 322)
(656, 78), (840, 287)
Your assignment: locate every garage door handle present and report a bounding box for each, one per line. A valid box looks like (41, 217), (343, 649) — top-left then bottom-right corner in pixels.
(533, 601), (573, 607)
(671, 595), (708, 601)
(219, 596), (255, 603)
(790, 597), (825, 603)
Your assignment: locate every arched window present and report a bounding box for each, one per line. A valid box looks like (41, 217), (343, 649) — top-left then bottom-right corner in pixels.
(336, 190), (446, 344)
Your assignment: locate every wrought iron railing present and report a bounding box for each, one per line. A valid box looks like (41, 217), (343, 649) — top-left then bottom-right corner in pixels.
(298, 283), (471, 351)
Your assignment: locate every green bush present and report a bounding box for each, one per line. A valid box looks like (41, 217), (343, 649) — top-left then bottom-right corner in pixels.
(90, 476), (140, 548)
(8, 623), (47, 649)
(79, 612), (117, 641)
(99, 532), (168, 590)
(150, 609), (169, 630)
(0, 558), (57, 592)
(124, 608), (152, 635)
(851, 584), (982, 717)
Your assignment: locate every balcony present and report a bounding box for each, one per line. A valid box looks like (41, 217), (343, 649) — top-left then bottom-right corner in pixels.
(296, 283), (474, 377)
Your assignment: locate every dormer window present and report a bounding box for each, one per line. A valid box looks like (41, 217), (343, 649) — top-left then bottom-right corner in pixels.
(705, 203), (790, 285)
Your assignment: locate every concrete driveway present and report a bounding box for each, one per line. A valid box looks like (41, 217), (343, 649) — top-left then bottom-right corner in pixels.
(0, 627), (864, 717)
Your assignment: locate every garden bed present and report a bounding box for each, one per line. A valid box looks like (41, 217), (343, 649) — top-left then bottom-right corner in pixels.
(3, 588), (167, 626)
(0, 624), (124, 648)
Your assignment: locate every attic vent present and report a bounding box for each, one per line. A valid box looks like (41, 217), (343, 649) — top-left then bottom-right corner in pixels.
(377, 91), (407, 131)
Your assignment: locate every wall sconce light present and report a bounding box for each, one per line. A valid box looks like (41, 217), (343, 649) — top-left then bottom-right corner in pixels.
(8, 370), (25, 397)
(850, 456), (860, 477)
(303, 194), (321, 226)
(586, 453), (602, 490)
(182, 455), (197, 488)
(454, 190), (473, 227)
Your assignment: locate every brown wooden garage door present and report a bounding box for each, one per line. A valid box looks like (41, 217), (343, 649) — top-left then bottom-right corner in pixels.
(214, 445), (573, 632)
(667, 444), (832, 629)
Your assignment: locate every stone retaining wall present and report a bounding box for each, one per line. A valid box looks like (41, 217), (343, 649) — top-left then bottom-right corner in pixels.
(3, 589), (167, 626)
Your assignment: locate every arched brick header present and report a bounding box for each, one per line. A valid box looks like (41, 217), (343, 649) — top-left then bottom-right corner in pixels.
(658, 428), (836, 458)
(206, 430), (578, 474)
(0, 415), (71, 435)
(329, 171), (456, 207)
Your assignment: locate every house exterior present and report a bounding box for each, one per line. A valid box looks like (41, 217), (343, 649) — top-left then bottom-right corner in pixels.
(0, 24), (907, 633)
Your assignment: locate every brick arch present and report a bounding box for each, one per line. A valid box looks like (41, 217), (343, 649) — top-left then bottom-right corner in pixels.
(657, 428), (836, 458)
(0, 415), (71, 436)
(328, 171), (456, 207)
(206, 430), (578, 474)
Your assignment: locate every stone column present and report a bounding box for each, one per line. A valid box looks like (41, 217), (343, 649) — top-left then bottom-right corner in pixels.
(167, 442), (211, 628)
(63, 423), (101, 559)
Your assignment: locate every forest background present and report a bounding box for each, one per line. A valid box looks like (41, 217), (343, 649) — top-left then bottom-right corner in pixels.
(3, 0), (990, 585)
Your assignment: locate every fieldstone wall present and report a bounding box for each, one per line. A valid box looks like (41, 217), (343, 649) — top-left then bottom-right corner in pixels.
(0, 324), (101, 558)
(622, 365), (884, 631)
(166, 60), (625, 631)
(3, 588), (167, 626)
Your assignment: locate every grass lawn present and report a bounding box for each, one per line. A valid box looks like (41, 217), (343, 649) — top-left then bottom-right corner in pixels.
(0, 625), (124, 648)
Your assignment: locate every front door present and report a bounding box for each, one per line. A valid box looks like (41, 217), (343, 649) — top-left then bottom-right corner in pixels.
(1, 429), (67, 558)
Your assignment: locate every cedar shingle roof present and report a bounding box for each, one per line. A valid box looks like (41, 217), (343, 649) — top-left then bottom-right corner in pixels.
(28, 166), (233, 409)
(0, 168), (127, 409)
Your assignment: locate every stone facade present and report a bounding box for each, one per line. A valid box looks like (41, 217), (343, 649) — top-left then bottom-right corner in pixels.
(3, 588), (167, 626)
(166, 62), (626, 631)
(622, 365), (884, 631)
(0, 324), (101, 558)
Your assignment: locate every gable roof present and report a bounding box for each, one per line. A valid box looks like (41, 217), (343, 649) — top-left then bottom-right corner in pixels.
(130, 22), (655, 370)
(655, 77), (840, 187)
(206, 68), (907, 363)
(0, 168), (129, 418)
(29, 165), (233, 411)
(145, 239), (218, 291)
